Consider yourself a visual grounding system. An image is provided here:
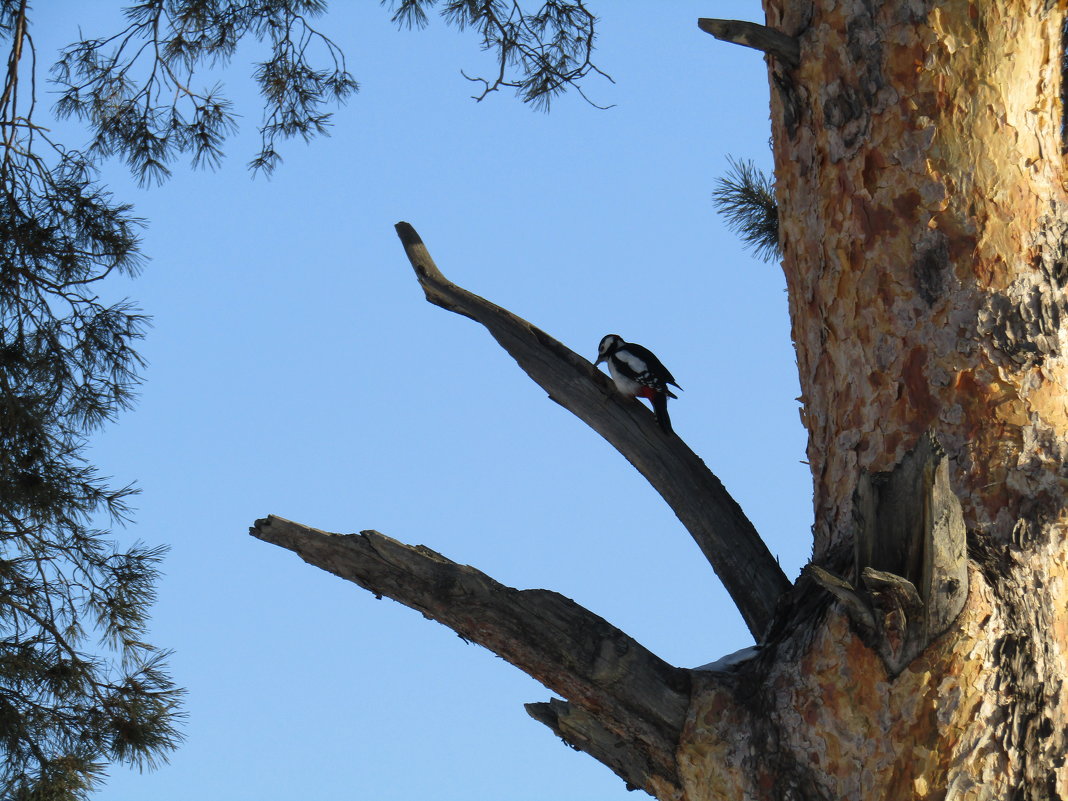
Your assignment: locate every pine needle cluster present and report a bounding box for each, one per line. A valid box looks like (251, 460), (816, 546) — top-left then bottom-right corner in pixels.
(712, 156), (781, 263)
(385, 0), (612, 110)
(52, 0), (358, 180)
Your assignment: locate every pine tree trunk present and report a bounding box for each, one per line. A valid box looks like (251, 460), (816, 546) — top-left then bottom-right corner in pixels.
(675, 2), (1068, 797)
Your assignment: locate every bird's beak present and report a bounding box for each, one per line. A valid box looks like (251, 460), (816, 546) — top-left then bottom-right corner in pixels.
(593, 354), (604, 366)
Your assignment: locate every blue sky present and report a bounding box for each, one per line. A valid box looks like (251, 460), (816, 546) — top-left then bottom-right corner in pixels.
(31, 3), (812, 799)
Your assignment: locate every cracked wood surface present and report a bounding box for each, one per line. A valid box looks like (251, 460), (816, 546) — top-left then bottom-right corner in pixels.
(809, 433), (969, 675)
(394, 221), (788, 640)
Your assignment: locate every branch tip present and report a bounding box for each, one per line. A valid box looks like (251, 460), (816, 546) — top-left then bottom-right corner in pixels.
(394, 221), (422, 247)
(250, 514), (285, 538)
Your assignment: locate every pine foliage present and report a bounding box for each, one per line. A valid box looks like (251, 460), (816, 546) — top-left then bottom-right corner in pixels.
(384, 0), (611, 110)
(0, 0), (184, 795)
(0, 0), (365, 796)
(712, 157), (781, 263)
(52, 0), (358, 179)
(0, 2), (608, 796)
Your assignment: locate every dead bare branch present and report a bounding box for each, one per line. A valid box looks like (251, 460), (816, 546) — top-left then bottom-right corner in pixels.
(250, 515), (689, 797)
(393, 221), (790, 640)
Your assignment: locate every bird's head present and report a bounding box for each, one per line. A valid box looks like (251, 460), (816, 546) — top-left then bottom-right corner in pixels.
(595, 334), (624, 365)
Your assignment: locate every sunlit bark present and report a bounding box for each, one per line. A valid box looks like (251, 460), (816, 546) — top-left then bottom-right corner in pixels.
(674, 1), (1068, 797)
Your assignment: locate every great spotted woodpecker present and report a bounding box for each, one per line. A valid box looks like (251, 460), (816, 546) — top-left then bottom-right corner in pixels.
(594, 334), (681, 433)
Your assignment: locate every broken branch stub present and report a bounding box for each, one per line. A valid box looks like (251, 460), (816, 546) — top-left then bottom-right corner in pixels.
(810, 433), (969, 675)
(394, 222), (789, 640)
(697, 18), (801, 68)
(525, 699), (670, 794)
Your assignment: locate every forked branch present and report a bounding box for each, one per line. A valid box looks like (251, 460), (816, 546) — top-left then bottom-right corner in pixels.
(248, 225), (787, 795)
(250, 515), (690, 798)
(394, 222), (789, 639)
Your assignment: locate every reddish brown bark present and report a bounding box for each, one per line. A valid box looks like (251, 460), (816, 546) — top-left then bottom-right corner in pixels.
(670, 1), (1068, 797)
(766, 0), (1068, 557)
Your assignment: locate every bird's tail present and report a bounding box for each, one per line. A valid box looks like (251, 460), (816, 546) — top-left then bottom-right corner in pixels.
(652, 393), (673, 434)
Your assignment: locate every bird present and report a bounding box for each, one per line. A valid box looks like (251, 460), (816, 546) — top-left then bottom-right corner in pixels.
(594, 334), (681, 433)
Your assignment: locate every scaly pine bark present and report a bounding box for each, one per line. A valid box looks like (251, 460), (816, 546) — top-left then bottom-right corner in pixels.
(678, 2), (1068, 798)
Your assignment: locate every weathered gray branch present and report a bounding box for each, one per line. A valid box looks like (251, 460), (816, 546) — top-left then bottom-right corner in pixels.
(394, 222), (789, 640)
(251, 515), (689, 798)
(697, 18), (800, 68)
